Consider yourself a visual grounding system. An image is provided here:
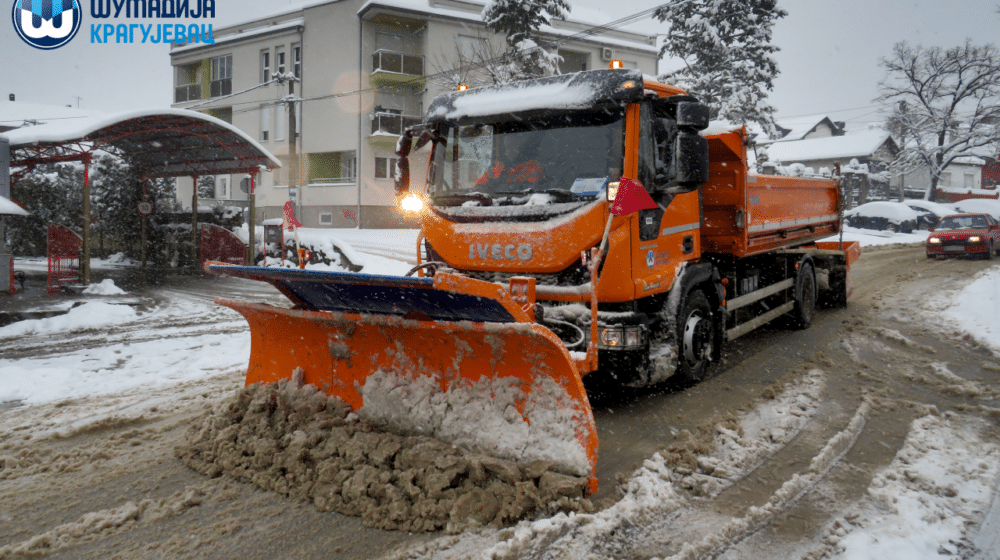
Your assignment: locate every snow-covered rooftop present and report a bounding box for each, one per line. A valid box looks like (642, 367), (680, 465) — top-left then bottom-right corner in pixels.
(764, 129), (895, 164)
(183, 0), (658, 57)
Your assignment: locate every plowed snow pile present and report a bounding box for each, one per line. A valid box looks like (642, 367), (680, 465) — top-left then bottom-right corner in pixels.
(176, 378), (594, 533)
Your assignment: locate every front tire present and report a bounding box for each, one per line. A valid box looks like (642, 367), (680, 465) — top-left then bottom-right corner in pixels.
(677, 290), (715, 383)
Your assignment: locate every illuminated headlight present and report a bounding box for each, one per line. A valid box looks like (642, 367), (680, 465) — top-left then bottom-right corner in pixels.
(606, 181), (620, 201)
(928, 237), (941, 244)
(968, 236), (982, 243)
(400, 193), (424, 213)
(598, 325), (645, 350)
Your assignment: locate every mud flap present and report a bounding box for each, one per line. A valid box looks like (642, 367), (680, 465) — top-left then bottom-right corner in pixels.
(213, 271), (599, 492)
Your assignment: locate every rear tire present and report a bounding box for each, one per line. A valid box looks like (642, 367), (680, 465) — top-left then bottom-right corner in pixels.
(677, 290), (714, 384)
(790, 262), (817, 329)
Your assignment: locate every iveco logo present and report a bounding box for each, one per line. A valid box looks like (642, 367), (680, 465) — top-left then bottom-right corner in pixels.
(468, 243), (533, 261)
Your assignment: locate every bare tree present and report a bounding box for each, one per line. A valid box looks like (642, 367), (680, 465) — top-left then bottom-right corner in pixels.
(428, 35), (522, 91)
(429, 33), (560, 92)
(879, 40), (1000, 201)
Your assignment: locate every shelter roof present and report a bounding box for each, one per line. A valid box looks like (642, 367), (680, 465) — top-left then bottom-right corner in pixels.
(1, 108), (280, 177)
(0, 194), (30, 216)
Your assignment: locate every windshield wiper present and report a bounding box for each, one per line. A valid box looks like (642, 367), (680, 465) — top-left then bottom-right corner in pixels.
(431, 192), (493, 207)
(496, 189), (578, 203)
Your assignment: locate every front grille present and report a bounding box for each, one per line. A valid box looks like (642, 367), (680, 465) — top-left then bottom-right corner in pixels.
(456, 268), (590, 287)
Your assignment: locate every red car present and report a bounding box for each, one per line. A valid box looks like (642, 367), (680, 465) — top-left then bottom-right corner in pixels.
(926, 213), (1000, 259)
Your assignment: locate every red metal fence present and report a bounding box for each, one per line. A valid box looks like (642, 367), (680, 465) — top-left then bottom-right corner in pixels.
(47, 224), (82, 293)
(200, 223), (246, 267)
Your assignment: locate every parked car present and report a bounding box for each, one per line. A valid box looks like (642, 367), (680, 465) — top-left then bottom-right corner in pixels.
(844, 201), (919, 233)
(952, 199), (1000, 222)
(903, 199), (955, 230)
(926, 213), (1000, 259)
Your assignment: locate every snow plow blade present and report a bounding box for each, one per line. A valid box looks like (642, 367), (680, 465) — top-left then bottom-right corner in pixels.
(207, 263), (598, 493)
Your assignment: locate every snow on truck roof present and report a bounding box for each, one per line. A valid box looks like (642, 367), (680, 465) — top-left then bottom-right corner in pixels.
(426, 69), (654, 123)
(1, 108), (281, 177)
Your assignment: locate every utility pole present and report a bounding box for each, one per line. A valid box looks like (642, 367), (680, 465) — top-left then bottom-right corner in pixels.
(277, 72), (301, 225)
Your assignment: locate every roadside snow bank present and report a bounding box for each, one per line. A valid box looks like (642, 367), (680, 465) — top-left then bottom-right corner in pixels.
(942, 266), (1000, 355)
(177, 378), (593, 533)
(0, 301), (137, 339)
(814, 413), (1000, 559)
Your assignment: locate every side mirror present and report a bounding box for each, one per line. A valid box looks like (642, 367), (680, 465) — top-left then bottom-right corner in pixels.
(676, 101), (710, 132)
(394, 124), (433, 196)
(673, 132), (709, 190)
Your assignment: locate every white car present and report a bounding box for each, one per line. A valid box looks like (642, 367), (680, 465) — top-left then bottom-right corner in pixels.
(844, 201), (920, 233)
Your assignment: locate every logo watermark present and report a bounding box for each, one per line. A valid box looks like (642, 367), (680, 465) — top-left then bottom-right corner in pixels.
(89, 0), (215, 44)
(11, 0), (82, 50)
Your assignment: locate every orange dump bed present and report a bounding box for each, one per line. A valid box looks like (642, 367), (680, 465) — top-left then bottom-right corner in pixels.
(700, 130), (841, 258)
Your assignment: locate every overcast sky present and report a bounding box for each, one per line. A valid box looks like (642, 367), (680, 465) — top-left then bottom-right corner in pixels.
(2, 0), (997, 127)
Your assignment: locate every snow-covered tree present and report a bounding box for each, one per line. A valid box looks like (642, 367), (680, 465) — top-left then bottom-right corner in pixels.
(655, 0), (786, 131)
(878, 40), (1000, 201)
(483, 0), (568, 49)
(482, 0), (566, 82)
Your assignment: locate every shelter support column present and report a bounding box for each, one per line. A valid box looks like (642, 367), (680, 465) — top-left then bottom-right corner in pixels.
(141, 177), (148, 268)
(191, 175), (199, 269)
(81, 153), (92, 285)
(247, 168), (258, 265)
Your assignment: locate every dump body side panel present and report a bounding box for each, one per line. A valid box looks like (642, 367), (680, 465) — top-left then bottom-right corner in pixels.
(701, 130), (841, 258)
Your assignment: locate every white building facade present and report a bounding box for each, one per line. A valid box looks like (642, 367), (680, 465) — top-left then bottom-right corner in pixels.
(170, 0), (660, 228)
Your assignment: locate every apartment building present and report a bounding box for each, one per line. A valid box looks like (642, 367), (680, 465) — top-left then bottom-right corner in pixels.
(170, 0), (659, 228)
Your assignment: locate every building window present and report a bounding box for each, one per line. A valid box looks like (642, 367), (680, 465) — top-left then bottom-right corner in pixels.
(260, 104), (271, 141)
(939, 172), (951, 188)
(965, 173), (975, 189)
(261, 50), (270, 83)
(292, 44), (301, 78)
(217, 176), (230, 199)
(210, 54), (232, 97)
(275, 103), (286, 141)
(276, 48), (286, 77)
(318, 212), (333, 225)
(457, 35), (485, 62)
(375, 156), (397, 179)
(174, 62), (201, 103)
(343, 154), (356, 180)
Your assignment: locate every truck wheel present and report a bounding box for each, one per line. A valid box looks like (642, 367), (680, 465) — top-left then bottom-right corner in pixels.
(791, 262), (817, 329)
(677, 290), (714, 383)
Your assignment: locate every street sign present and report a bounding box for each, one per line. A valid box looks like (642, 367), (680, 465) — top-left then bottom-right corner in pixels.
(137, 200), (154, 216)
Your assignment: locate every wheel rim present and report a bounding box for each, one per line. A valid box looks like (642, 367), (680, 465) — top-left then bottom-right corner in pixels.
(682, 311), (712, 368)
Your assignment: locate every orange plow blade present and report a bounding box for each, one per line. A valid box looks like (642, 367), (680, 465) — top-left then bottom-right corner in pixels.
(216, 296), (598, 492)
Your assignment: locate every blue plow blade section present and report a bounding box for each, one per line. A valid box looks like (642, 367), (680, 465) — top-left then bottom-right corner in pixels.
(204, 263), (517, 323)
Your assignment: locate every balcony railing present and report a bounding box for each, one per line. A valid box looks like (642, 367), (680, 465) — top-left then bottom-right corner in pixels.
(371, 50), (424, 86)
(174, 83), (201, 103)
(308, 177), (357, 186)
(371, 112), (422, 136)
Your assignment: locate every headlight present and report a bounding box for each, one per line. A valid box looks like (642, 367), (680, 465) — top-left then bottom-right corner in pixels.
(606, 181), (620, 202)
(598, 326), (645, 350)
(399, 193), (424, 213)
(968, 236), (981, 243)
(928, 237), (941, 244)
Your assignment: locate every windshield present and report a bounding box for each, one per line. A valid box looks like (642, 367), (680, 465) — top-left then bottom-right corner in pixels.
(937, 215), (987, 230)
(427, 109), (625, 206)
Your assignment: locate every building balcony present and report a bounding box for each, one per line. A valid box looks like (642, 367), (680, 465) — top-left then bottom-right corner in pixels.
(371, 50), (425, 87)
(174, 83), (201, 103)
(369, 112), (421, 146)
(308, 177), (357, 187)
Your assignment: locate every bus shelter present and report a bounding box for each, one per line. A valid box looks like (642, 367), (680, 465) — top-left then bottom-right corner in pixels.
(2, 108), (280, 284)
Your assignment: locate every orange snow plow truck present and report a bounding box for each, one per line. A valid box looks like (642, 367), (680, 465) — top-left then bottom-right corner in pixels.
(207, 68), (860, 495)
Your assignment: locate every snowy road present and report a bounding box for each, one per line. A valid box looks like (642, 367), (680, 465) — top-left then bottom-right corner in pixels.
(1, 240), (999, 559)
